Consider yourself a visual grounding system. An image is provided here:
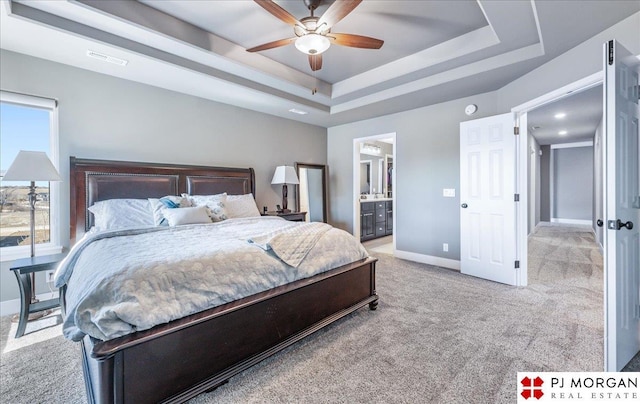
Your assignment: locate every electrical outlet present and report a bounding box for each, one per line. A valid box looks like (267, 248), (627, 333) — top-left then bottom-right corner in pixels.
(45, 270), (55, 284)
(443, 243), (449, 252)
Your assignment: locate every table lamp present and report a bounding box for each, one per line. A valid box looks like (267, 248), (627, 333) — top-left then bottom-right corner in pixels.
(271, 165), (299, 213)
(3, 150), (61, 306)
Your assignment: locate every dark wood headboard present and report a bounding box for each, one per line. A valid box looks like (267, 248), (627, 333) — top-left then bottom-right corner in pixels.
(70, 157), (255, 244)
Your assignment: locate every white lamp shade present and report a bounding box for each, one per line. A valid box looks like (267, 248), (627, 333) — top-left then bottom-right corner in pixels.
(271, 166), (299, 185)
(2, 150), (61, 182)
(295, 34), (330, 55)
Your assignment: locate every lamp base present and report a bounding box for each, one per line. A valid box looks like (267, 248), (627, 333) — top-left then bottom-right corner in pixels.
(280, 209), (292, 213)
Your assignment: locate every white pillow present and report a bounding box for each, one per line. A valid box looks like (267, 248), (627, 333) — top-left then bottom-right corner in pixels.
(183, 193), (228, 222)
(88, 199), (154, 231)
(148, 196), (192, 226)
(226, 194), (261, 218)
(162, 206), (212, 226)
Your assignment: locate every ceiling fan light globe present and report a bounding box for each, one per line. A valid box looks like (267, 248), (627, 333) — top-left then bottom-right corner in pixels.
(295, 34), (330, 55)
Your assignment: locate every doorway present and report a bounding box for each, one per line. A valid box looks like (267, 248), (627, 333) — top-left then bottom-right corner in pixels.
(352, 133), (396, 254)
(523, 86), (604, 321)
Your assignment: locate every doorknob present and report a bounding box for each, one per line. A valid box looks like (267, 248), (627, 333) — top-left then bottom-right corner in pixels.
(461, 203), (468, 208)
(596, 219), (603, 227)
(617, 219), (633, 230)
(608, 219), (634, 230)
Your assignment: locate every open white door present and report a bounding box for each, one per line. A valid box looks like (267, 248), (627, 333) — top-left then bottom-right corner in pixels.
(460, 113), (519, 285)
(603, 40), (640, 371)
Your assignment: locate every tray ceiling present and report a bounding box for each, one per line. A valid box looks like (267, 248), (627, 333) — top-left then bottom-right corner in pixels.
(1, 1), (638, 127)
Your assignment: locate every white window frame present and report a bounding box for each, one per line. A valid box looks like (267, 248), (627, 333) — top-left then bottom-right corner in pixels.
(0, 91), (62, 261)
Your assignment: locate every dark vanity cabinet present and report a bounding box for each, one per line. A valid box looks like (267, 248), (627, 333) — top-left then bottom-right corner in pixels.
(361, 200), (393, 242)
(361, 202), (375, 240)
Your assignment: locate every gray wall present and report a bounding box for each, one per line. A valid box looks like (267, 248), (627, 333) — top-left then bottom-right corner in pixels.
(0, 50), (327, 305)
(540, 145), (551, 222)
(327, 12), (639, 264)
(553, 146), (594, 220)
(328, 91), (500, 261)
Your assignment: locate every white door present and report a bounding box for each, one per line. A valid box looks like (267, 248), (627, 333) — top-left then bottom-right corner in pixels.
(460, 113), (519, 285)
(604, 40), (640, 371)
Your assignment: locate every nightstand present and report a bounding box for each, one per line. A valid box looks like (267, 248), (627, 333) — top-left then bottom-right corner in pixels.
(9, 252), (67, 338)
(262, 211), (307, 222)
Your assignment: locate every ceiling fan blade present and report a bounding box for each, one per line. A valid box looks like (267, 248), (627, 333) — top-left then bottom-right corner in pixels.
(254, 0), (304, 28)
(247, 37), (296, 52)
(329, 33), (383, 49)
(317, 0), (362, 31)
(309, 54), (322, 71)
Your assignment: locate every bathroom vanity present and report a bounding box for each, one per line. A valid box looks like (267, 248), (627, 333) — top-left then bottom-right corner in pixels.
(360, 198), (393, 242)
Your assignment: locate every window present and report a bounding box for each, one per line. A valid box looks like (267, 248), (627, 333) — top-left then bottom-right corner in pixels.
(0, 91), (61, 260)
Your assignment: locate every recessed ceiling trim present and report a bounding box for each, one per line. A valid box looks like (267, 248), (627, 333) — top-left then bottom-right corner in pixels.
(529, 0), (545, 55)
(332, 25), (499, 98)
(7, 1), (332, 111)
(332, 43), (545, 114)
(15, 0), (332, 100)
(0, 10), (331, 126)
(86, 49), (128, 66)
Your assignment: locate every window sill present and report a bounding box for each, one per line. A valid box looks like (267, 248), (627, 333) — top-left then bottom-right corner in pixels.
(0, 245), (64, 263)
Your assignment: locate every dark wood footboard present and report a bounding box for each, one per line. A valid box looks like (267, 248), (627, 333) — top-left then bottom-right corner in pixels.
(80, 257), (377, 404)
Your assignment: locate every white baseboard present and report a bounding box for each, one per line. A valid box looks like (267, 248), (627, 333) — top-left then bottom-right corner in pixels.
(551, 218), (592, 226)
(0, 291), (59, 317)
(394, 249), (460, 271)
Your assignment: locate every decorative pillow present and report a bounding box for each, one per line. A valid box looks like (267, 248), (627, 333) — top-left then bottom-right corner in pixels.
(162, 206), (212, 226)
(88, 199), (154, 231)
(226, 193), (261, 218)
(148, 196), (192, 226)
(183, 193), (228, 222)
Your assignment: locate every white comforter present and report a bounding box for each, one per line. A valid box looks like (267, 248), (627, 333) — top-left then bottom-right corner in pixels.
(55, 217), (368, 342)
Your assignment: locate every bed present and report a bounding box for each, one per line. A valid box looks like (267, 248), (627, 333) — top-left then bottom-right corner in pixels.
(62, 157), (378, 403)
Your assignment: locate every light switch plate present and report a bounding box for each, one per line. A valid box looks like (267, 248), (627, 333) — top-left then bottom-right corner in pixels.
(443, 188), (456, 197)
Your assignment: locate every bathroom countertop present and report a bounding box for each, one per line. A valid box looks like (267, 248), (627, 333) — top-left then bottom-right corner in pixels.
(360, 197), (392, 202)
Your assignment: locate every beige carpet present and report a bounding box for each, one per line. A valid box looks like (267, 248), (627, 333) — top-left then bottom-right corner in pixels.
(369, 242), (393, 255)
(1, 224), (628, 403)
(2, 310), (62, 354)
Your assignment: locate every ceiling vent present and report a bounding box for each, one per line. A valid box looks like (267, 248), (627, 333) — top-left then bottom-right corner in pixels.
(86, 50), (128, 66)
(288, 108), (308, 115)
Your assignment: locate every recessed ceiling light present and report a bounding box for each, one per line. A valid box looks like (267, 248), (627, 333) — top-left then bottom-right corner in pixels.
(554, 112), (566, 119)
(288, 108), (308, 115)
(558, 130), (568, 135)
(87, 50), (128, 66)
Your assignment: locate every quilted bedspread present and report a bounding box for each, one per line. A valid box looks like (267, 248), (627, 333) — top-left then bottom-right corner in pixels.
(55, 217), (368, 342)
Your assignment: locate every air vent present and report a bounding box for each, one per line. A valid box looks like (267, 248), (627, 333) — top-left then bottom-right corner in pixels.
(86, 50), (128, 66)
(288, 108), (308, 115)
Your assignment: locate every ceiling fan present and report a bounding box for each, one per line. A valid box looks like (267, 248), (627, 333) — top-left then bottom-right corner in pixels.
(247, 0), (384, 71)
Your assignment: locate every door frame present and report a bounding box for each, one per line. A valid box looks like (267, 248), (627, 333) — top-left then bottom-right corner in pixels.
(352, 132), (396, 249)
(511, 72), (603, 288)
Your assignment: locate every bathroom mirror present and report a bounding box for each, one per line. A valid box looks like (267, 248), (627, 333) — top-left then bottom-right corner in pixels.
(359, 160), (372, 194)
(295, 163), (328, 223)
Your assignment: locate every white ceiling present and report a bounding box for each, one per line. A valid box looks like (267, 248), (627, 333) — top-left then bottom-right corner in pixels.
(528, 85), (603, 146)
(1, 1), (638, 128)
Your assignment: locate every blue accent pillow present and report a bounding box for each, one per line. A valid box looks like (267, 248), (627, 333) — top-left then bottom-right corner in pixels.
(148, 196), (191, 226)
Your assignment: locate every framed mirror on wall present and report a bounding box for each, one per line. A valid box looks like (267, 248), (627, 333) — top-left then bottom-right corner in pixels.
(295, 162), (328, 223)
(359, 160), (372, 194)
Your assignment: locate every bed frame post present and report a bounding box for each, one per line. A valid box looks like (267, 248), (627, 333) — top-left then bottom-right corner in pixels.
(369, 261), (378, 310)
